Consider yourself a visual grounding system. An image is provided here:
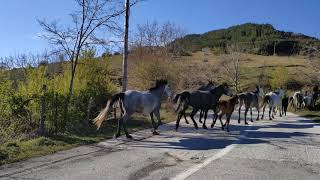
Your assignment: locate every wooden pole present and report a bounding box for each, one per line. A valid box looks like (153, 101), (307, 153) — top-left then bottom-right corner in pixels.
(122, 0), (130, 91)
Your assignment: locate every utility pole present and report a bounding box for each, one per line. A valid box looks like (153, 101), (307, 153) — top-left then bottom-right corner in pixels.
(122, 0), (130, 91)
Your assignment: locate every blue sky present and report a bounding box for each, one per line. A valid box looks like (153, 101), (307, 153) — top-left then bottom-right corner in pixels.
(0, 0), (319, 57)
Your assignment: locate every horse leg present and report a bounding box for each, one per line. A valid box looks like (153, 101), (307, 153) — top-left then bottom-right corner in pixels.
(114, 117), (123, 138)
(184, 113), (189, 124)
(176, 105), (188, 131)
(211, 112), (218, 128)
(220, 114), (225, 130)
(190, 108), (199, 129)
(113, 107), (117, 120)
(256, 106), (260, 121)
(269, 107), (272, 120)
(261, 104), (266, 120)
(122, 113), (133, 139)
(244, 108), (249, 124)
(199, 110), (203, 123)
(175, 112), (183, 131)
(226, 115), (231, 132)
(238, 102), (242, 124)
(154, 110), (161, 130)
(272, 107), (275, 119)
(250, 107), (253, 122)
(202, 110), (208, 129)
(150, 113), (159, 135)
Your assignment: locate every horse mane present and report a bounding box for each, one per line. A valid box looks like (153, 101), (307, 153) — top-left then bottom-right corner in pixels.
(209, 83), (227, 93)
(149, 79), (168, 91)
(207, 80), (215, 86)
(253, 85), (260, 94)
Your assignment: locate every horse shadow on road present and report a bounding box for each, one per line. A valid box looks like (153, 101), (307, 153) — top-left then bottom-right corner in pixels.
(129, 117), (320, 151)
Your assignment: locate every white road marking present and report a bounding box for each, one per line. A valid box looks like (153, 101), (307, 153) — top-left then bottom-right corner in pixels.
(171, 125), (253, 180)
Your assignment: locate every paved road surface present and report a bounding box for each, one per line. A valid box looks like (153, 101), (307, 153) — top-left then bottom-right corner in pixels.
(1, 112), (320, 180)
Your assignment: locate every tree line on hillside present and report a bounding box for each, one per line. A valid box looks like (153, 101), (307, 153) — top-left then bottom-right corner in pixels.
(173, 23), (320, 56)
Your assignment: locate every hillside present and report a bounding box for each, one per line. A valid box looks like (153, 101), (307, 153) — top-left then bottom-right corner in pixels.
(174, 23), (320, 56)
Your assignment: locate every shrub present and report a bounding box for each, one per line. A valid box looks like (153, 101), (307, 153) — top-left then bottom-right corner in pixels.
(270, 66), (289, 89)
(0, 57), (117, 142)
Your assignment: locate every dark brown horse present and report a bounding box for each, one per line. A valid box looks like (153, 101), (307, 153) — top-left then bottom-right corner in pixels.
(180, 81), (216, 125)
(173, 83), (232, 130)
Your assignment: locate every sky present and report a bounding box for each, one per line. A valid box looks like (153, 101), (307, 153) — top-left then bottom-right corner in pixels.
(0, 0), (319, 57)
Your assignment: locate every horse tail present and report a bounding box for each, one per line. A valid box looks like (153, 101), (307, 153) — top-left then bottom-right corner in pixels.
(93, 93), (125, 129)
(173, 93), (181, 104)
(174, 91), (190, 112)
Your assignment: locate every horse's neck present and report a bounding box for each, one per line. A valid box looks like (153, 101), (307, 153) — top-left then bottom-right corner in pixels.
(149, 87), (164, 98)
(214, 91), (224, 100)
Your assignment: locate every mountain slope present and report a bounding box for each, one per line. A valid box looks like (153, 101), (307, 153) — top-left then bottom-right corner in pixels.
(174, 23), (320, 55)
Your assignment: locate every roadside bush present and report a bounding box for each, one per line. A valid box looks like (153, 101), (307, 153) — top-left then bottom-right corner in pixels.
(0, 57), (116, 143)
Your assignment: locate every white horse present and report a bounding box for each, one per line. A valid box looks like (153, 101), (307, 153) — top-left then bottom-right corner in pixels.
(261, 88), (285, 120)
(302, 93), (313, 109)
(93, 80), (172, 139)
(291, 91), (303, 111)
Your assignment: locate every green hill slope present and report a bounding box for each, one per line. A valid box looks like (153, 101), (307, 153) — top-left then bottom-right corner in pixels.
(174, 23), (320, 55)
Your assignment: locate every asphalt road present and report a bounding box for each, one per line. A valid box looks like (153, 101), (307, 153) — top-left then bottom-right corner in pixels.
(1, 111), (320, 180)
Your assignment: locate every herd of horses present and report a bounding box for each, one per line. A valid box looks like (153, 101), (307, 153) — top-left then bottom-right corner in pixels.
(93, 80), (320, 138)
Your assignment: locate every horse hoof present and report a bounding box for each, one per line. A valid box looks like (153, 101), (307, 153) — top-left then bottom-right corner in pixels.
(245, 122), (249, 125)
(126, 134), (133, 139)
(250, 119), (253, 122)
(199, 120), (203, 123)
(269, 118), (272, 121)
(185, 121), (189, 124)
(238, 120), (240, 124)
(153, 131), (160, 135)
(195, 126), (198, 129)
(211, 124), (214, 128)
(202, 125), (207, 129)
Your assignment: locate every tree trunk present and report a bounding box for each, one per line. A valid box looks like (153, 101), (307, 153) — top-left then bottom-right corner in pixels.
(122, 0), (130, 92)
(38, 85), (47, 136)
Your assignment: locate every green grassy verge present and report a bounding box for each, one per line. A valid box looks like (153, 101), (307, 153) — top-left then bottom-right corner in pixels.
(0, 105), (176, 166)
(294, 110), (320, 123)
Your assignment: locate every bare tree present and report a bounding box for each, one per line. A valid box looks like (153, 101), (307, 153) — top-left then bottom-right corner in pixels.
(219, 46), (242, 92)
(131, 21), (185, 59)
(38, 0), (131, 99)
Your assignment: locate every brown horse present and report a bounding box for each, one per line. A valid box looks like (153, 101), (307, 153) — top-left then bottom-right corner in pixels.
(211, 95), (239, 132)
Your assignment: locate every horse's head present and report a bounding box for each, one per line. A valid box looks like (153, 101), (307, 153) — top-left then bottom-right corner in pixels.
(222, 83), (233, 96)
(207, 80), (215, 88)
(278, 88), (285, 97)
(232, 94), (239, 104)
(150, 79), (171, 98)
(164, 84), (172, 98)
(256, 85), (265, 97)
